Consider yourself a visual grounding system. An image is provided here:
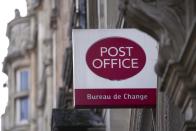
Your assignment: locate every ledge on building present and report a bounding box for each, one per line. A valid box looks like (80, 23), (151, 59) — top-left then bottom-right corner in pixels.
(51, 109), (105, 131)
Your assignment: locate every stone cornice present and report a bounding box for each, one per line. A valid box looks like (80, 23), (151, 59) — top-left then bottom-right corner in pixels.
(51, 109), (105, 131)
(6, 15), (31, 39)
(2, 46), (35, 74)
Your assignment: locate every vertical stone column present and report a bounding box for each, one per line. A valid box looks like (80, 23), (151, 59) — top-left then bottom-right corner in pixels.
(30, 50), (38, 131)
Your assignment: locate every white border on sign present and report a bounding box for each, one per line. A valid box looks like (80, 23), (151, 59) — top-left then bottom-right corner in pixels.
(72, 29), (158, 89)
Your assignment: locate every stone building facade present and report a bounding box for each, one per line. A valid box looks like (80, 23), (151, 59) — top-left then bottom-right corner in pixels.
(1, 9), (38, 131)
(1, 0), (73, 131)
(2, 0), (196, 131)
(120, 0), (196, 131)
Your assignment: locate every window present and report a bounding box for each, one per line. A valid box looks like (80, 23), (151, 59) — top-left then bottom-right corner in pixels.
(20, 97), (28, 120)
(17, 69), (30, 92)
(31, 0), (40, 8)
(79, 0), (87, 28)
(16, 97), (29, 123)
(15, 68), (30, 124)
(32, 0), (37, 3)
(74, 0), (87, 28)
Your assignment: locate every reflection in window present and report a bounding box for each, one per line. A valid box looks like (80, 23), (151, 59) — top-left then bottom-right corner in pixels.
(79, 0), (87, 28)
(17, 69), (30, 92)
(20, 97), (29, 121)
(74, 0), (87, 28)
(20, 71), (29, 91)
(16, 97), (29, 124)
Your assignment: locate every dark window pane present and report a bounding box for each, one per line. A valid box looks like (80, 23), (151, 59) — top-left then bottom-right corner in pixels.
(20, 97), (28, 120)
(79, 0), (87, 28)
(20, 71), (29, 91)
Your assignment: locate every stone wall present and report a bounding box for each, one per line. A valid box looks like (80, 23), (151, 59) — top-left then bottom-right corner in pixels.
(120, 0), (196, 131)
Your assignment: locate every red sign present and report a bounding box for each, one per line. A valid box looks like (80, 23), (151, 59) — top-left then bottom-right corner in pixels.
(75, 89), (156, 108)
(86, 37), (146, 80)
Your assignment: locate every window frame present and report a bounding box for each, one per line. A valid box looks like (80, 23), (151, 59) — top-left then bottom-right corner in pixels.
(16, 68), (30, 92)
(16, 97), (29, 124)
(15, 67), (30, 125)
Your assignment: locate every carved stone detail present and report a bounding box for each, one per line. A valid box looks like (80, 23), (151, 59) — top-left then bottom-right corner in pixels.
(122, 0), (186, 77)
(121, 0), (196, 130)
(3, 14), (36, 74)
(7, 16), (32, 55)
(43, 38), (53, 66)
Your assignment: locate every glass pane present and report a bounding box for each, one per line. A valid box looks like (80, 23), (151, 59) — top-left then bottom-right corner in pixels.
(79, 0), (87, 28)
(20, 71), (29, 91)
(20, 97), (28, 120)
(32, 0), (38, 4)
